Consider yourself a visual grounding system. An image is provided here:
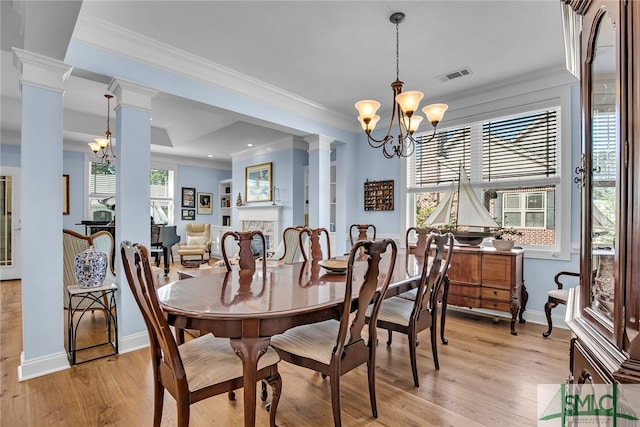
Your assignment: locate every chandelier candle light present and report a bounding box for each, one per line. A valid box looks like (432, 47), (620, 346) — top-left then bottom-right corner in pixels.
(88, 94), (115, 165)
(355, 12), (448, 159)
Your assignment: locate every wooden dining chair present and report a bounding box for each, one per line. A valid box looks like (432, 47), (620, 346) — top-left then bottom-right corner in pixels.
(271, 238), (397, 427)
(277, 226), (304, 264)
(369, 231), (454, 387)
(349, 224), (377, 246)
(543, 271), (580, 337)
(298, 227), (331, 261)
(221, 230), (267, 272)
(120, 241), (282, 427)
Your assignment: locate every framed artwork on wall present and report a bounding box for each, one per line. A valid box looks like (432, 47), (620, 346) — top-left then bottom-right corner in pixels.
(181, 187), (196, 208)
(63, 174), (69, 215)
(181, 209), (195, 220)
(245, 162), (272, 202)
(197, 192), (213, 215)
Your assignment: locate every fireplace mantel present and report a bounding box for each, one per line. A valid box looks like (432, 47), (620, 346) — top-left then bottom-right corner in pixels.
(236, 205), (281, 252)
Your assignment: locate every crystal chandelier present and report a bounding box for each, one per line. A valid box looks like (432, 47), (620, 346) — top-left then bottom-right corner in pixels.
(355, 12), (448, 159)
(88, 94), (115, 165)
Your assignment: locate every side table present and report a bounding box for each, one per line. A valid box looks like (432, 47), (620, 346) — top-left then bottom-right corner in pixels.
(66, 282), (118, 365)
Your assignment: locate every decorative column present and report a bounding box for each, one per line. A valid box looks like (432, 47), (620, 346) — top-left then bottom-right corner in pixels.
(13, 48), (73, 379)
(304, 135), (333, 229)
(108, 78), (157, 349)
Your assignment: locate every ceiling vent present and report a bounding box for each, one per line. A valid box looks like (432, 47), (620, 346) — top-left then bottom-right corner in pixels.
(438, 67), (473, 82)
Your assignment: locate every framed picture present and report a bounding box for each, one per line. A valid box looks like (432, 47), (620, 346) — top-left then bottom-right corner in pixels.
(181, 209), (195, 220)
(62, 175), (70, 215)
(181, 187), (196, 208)
(245, 162), (272, 202)
(197, 192), (213, 215)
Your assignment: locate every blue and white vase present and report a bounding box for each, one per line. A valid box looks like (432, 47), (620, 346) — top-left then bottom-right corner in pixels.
(74, 246), (107, 288)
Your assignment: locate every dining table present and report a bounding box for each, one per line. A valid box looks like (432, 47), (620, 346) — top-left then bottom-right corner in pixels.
(157, 252), (430, 427)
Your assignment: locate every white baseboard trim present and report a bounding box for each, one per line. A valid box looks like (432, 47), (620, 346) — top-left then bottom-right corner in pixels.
(18, 351), (70, 382)
(17, 332), (150, 381)
(447, 306), (568, 330)
(118, 331), (150, 354)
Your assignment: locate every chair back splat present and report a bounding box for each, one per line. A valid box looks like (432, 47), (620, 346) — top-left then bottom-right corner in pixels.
(271, 238), (397, 426)
(221, 230), (267, 272)
(120, 241), (282, 427)
(298, 227), (331, 261)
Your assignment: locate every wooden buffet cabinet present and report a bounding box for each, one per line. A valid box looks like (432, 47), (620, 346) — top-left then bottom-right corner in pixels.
(446, 246), (526, 335)
(563, 0), (640, 385)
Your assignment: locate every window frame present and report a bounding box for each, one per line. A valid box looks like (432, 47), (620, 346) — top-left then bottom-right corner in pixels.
(403, 86), (574, 260)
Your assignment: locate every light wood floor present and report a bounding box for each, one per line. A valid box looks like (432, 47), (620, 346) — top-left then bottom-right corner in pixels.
(1, 263), (572, 426)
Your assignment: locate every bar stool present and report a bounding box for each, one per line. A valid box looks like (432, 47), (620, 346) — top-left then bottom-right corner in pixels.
(66, 282), (118, 365)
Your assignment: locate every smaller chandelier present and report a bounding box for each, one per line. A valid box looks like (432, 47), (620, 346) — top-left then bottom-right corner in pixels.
(355, 12), (448, 159)
(88, 94), (115, 165)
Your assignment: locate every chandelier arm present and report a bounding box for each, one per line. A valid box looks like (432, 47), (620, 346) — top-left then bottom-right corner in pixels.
(417, 127), (438, 145)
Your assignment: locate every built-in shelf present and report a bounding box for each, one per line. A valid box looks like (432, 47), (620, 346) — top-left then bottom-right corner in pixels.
(219, 178), (232, 227)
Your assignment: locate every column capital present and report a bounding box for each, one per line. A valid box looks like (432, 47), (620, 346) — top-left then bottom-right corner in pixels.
(304, 134), (334, 152)
(12, 48), (72, 93)
(108, 78), (157, 112)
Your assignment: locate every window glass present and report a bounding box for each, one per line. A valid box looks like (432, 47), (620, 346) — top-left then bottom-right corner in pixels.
(410, 107), (560, 248)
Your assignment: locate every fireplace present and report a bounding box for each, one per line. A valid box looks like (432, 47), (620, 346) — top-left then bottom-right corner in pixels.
(236, 205), (281, 254)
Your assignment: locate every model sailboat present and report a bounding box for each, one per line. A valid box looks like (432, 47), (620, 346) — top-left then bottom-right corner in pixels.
(425, 165), (499, 244)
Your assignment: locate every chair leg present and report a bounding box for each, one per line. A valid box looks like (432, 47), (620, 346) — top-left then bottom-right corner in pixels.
(386, 329), (392, 346)
(228, 390), (235, 401)
(260, 380), (268, 402)
(408, 328), (420, 387)
(153, 381), (165, 427)
(176, 398), (190, 427)
(266, 371), (282, 427)
(329, 374), (343, 427)
(430, 320), (439, 371)
(367, 356), (379, 419)
(543, 300), (559, 337)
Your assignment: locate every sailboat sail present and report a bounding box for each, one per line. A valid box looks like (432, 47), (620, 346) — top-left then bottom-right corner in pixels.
(456, 166), (499, 228)
(425, 165), (499, 229)
(424, 183), (454, 226)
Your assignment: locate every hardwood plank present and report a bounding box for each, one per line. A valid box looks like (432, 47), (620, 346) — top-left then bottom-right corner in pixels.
(1, 263), (572, 426)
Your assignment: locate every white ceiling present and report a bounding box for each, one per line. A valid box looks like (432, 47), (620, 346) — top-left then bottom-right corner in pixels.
(1, 1), (568, 166)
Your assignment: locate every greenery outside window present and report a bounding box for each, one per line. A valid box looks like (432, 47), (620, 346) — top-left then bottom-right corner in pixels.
(88, 163), (174, 224)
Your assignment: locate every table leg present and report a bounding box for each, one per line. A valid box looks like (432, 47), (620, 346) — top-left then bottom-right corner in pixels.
(230, 337), (271, 427)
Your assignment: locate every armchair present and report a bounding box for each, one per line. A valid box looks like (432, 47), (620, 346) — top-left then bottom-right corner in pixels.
(543, 271), (580, 337)
(177, 223), (211, 266)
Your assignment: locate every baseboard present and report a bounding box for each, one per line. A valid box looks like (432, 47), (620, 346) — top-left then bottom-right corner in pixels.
(447, 306), (568, 330)
(18, 351), (69, 381)
(117, 331), (150, 354)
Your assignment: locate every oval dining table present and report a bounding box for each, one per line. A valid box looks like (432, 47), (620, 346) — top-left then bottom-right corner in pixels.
(157, 253), (426, 427)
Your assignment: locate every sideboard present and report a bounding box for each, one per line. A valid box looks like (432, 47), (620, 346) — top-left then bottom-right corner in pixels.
(446, 246), (526, 335)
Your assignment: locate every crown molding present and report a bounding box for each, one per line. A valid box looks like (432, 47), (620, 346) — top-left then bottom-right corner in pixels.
(72, 14), (355, 133)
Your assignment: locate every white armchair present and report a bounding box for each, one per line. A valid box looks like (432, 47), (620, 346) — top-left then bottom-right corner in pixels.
(177, 223), (212, 265)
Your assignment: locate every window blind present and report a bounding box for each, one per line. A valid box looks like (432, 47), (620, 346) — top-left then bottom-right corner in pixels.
(482, 109), (558, 181)
(409, 126), (471, 187)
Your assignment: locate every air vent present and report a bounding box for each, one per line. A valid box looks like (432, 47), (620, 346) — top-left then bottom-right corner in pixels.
(438, 67), (473, 82)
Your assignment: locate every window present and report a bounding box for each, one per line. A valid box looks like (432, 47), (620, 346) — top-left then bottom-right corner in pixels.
(88, 163), (174, 224)
(409, 107), (561, 250)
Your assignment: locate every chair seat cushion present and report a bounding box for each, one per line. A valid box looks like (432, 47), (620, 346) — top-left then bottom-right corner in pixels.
(179, 333), (280, 392)
(398, 288), (417, 301)
(271, 319), (345, 365)
(547, 288), (570, 303)
(366, 296), (415, 327)
(177, 247), (207, 255)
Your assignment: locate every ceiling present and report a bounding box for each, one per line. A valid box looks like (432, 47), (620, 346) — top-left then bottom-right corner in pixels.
(1, 1), (568, 166)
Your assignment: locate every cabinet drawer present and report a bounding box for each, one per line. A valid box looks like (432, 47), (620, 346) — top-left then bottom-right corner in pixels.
(481, 287), (511, 301)
(448, 252), (481, 284)
(448, 294), (481, 308)
(480, 300), (512, 312)
(449, 282), (481, 298)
